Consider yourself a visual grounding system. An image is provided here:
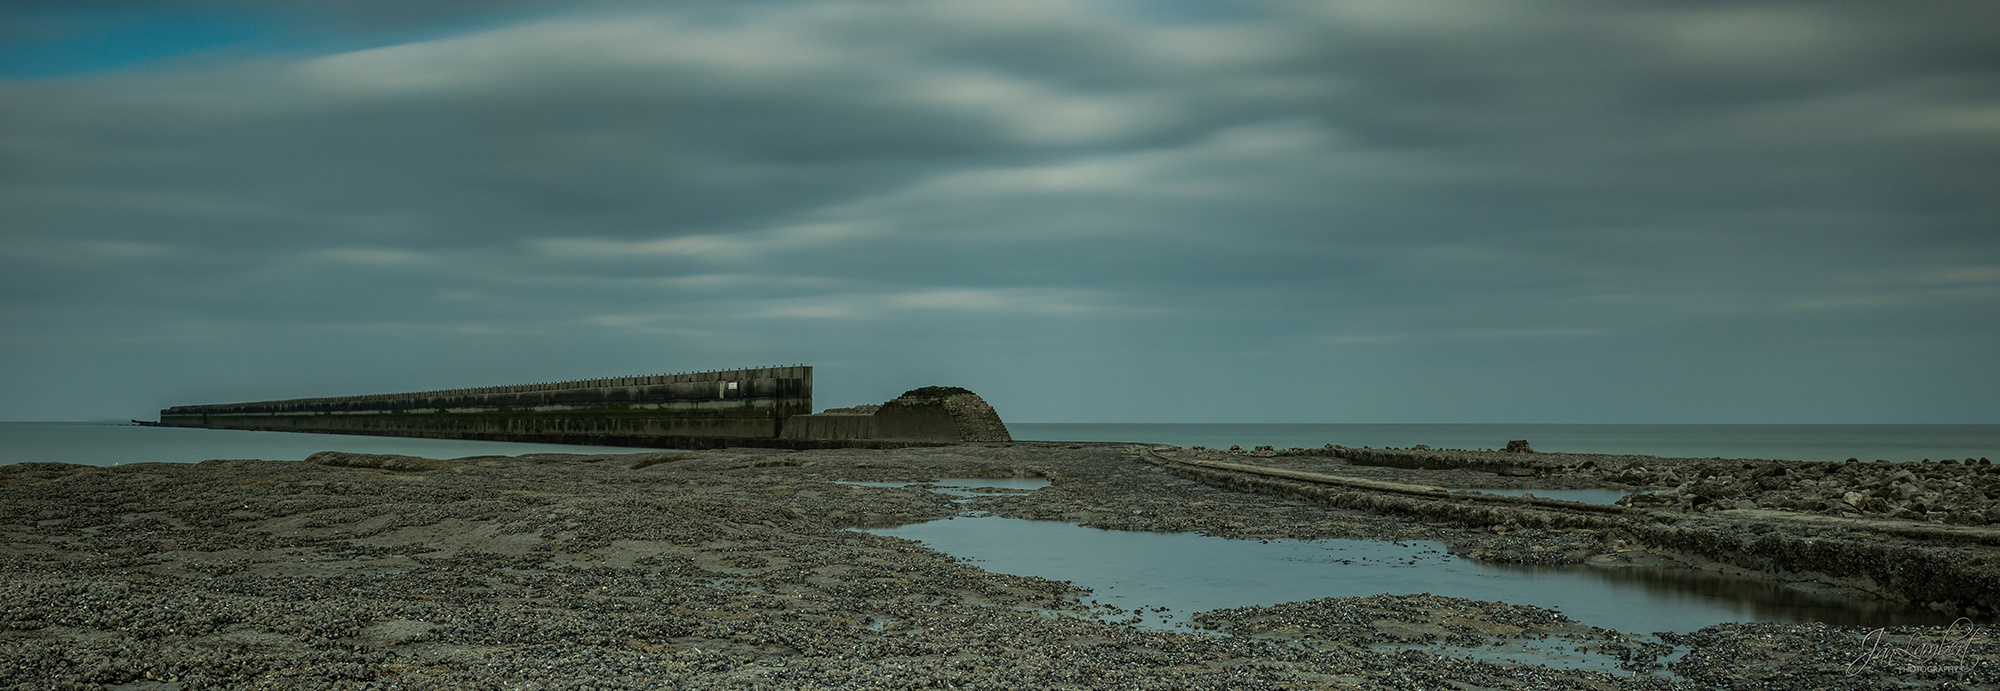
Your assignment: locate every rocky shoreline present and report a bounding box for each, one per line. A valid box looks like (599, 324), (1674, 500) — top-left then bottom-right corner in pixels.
(1150, 446), (2000, 615)
(2, 443), (1995, 689)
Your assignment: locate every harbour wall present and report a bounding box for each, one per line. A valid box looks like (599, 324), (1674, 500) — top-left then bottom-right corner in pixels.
(158, 367), (1012, 449)
(779, 386), (1012, 443)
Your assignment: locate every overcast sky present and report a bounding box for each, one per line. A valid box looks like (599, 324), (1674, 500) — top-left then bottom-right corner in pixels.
(3, 0), (1996, 423)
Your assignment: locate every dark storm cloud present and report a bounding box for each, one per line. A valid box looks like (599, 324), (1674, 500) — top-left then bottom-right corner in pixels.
(2, 0), (1996, 422)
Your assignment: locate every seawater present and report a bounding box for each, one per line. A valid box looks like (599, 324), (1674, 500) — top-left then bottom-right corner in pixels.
(0, 422), (659, 467)
(864, 515), (1960, 634)
(5, 422), (1994, 467)
(855, 480), (1963, 635)
(1010, 423), (2000, 463)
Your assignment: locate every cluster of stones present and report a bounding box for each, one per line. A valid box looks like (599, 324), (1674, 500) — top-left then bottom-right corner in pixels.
(1661, 621), (1996, 686)
(1622, 459), (2000, 525)
(1264, 444), (2000, 526)
(1190, 593), (1697, 677)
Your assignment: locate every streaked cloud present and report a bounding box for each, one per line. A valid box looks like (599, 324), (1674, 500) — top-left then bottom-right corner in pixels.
(1, 0), (1995, 423)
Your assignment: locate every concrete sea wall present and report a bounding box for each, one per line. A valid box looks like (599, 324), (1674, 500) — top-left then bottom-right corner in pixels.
(780, 387), (1012, 444)
(158, 367), (1011, 449)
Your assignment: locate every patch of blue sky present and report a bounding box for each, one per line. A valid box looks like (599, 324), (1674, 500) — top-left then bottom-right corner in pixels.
(0, 4), (603, 80)
(0, 6), (307, 79)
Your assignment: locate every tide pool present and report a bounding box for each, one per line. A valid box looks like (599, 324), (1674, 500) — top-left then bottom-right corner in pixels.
(863, 515), (1962, 634)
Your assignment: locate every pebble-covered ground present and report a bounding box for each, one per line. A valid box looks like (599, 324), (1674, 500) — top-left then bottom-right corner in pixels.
(1250, 444), (2000, 524)
(1191, 593), (1673, 672)
(1, 443), (1994, 689)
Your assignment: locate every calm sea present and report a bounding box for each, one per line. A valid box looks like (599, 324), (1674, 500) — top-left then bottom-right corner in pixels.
(0, 422), (639, 467)
(1, 422), (1995, 467)
(1011, 423), (1998, 463)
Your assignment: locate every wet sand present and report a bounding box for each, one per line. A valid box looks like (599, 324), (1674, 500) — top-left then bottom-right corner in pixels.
(2, 443), (1994, 689)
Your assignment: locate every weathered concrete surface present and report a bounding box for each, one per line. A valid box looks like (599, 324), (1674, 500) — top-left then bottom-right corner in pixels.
(159, 368), (1013, 449)
(782, 387), (1012, 444)
(161, 366), (812, 442)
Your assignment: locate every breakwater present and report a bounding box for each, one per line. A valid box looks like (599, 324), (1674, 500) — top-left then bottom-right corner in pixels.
(158, 366), (1011, 449)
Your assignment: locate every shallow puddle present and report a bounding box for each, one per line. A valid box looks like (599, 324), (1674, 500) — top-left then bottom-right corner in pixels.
(845, 477), (1972, 675)
(862, 515), (1960, 634)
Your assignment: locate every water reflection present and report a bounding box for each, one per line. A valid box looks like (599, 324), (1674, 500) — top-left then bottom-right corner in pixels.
(1509, 562), (1967, 628)
(862, 516), (1968, 634)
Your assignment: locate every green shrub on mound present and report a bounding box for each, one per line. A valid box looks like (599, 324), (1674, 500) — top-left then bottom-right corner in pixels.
(900, 386), (974, 399)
